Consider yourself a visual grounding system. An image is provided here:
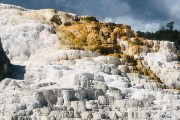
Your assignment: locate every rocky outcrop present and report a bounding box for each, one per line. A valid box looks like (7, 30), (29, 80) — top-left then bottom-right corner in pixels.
(56, 15), (180, 89)
(144, 40), (180, 89)
(0, 3), (27, 11)
(0, 3), (179, 120)
(56, 21), (135, 53)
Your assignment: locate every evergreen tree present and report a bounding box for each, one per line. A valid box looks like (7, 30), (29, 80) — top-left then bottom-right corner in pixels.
(137, 21), (180, 50)
(166, 21), (174, 31)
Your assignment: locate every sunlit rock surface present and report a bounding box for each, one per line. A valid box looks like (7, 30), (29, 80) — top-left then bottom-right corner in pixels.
(0, 3), (180, 120)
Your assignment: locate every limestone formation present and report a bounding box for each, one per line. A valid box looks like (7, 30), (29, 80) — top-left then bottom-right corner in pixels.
(0, 3), (179, 120)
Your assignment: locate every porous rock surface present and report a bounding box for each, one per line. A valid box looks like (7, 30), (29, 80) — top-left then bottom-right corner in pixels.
(0, 3), (180, 120)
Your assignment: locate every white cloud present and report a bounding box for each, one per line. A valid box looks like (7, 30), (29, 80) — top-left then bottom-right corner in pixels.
(143, 23), (161, 32)
(2, 0), (180, 32)
(103, 16), (161, 32)
(103, 18), (113, 23)
(166, 0), (180, 20)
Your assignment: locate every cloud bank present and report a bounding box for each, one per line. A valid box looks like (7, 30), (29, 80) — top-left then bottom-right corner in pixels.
(1, 0), (180, 32)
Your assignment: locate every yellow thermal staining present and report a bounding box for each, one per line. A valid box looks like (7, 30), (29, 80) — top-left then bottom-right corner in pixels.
(55, 17), (162, 82)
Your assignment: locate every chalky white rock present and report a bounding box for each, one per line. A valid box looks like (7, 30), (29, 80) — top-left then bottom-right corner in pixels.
(0, 3), (179, 120)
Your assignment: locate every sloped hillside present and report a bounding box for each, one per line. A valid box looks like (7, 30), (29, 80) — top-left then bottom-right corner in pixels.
(56, 15), (179, 89)
(0, 3), (179, 120)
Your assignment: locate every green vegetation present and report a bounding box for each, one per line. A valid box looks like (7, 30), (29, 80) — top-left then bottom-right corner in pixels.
(137, 21), (180, 50)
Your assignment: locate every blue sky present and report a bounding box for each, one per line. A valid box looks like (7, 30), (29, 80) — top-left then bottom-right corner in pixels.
(1, 0), (180, 32)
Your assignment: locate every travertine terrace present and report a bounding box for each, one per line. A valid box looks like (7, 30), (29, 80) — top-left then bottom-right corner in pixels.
(0, 3), (179, 120)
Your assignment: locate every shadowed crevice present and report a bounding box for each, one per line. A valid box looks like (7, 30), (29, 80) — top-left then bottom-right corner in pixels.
(11, 64), (26, 80)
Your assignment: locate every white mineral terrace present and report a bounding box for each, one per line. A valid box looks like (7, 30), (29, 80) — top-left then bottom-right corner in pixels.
(0, 3), (179, 120)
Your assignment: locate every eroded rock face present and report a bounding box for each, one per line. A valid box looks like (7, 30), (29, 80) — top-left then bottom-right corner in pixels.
(0, 3), (180, 120)
(54, 11), (180, 90)
(144, 40), (180, 89)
